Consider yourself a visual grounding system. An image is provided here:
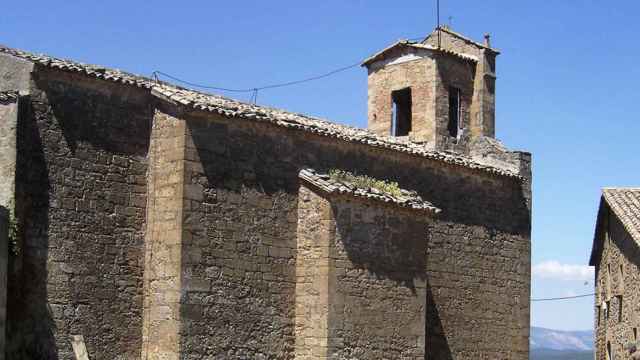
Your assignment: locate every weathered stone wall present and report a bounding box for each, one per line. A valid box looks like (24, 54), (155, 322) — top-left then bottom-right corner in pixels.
(295, 187), (429, 360)
(0, 53), (33, 93)
(295, 187), (332, 359)
(141, 110), (186, 360)
(176, 113), (299, 358)
(328, 197), (428, 359)
(434, 55), (475, 152)
(367, 50), (437, 142)
(7, 68), (152, 359)
(425, 29), (497, 139)
(2, 55), (529, 358)
(365, 39), (494, 153)
(594, 210), (640, 359)
(0, 206), (8, 360)
(0, 95), (18, 209)
(176, 108), (530, 359)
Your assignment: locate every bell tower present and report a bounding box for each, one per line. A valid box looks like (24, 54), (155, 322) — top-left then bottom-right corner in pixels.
(362, 26), (499, 152)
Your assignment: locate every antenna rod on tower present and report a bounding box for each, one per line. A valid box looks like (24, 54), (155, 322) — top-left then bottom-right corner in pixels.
(436, 0), (441, 48)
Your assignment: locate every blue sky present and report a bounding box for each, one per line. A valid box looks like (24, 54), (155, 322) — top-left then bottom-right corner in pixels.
(4, 0), (639, 331)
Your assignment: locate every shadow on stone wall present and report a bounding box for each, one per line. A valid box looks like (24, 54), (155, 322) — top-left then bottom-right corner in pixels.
(7, 96), (57, 359)
(425, 281), (453, 360)
(332, 204), (428, 293)
(332, 203), (456, 357)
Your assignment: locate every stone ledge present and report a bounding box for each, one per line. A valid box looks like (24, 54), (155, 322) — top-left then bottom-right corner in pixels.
(299, 168), (441, 215)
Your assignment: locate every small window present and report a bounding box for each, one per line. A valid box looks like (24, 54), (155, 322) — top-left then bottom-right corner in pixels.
(608, 264), (612, 295)
(597, 305), (601, 325)
(448, 86), (461, 138)
(391, 88), (412, 136)
(634, 327), (637, 341)
(605, 300), (610, 320)
(618, 295), (623, 323)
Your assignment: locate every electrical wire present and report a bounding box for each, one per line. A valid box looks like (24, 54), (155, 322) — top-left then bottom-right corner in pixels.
(531, 293), (595, 302)
(153, 61), (361, 94)
(150, 34), (428, 98)
(152, 70), (255, 93)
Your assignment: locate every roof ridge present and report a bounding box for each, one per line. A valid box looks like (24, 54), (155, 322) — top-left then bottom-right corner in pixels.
(0, 44), (522, 180)
(602, 188), (640, 244)
(426, 26), (501, 54)
(362, 39), (478, 66)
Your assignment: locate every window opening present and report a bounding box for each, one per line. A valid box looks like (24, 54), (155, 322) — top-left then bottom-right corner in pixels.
(618, 295), (623, 323)
(391, 88), (412, 136)
(448, 86), (461, 138)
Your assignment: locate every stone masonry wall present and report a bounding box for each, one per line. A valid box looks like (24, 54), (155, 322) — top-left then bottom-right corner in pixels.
(327, 197), (428, 359)
(594, 210), (640, 359)
(2, 58), (529, 358)
(295, 187), (332, 359)
(367, 51), (437, 142)
(366, 45), (486, 153)
(177, 108), (530, 359)
(7, 68), (152, 359)
(0, 206), (8, 360)
(0, 95), (18, 209)
(177, 113), (300, 358)
(141, 110), (186, 360)
(424, 30), (497, 139)
(434, 55), (475, 152)
(295, 187), (429, 360)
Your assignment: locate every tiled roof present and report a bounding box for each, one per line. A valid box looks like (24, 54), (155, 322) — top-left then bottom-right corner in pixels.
(423, 26), (501, 54)
(603, 188), (640, 243)
(299, 168), (441, 214)
(0, 45), (521, 179)
(0, 90), (18, 104)
(589, 188), (640, 266)
(361, 40), (478, 67)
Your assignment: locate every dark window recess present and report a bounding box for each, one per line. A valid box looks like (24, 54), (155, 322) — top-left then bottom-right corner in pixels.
(617, 295), (623, 322)
(634, 327), (637, 341)
(448, 86), (461, 138)
(391, 88), (412, 136)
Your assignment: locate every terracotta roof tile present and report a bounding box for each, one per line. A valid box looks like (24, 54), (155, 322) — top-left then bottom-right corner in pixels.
(361, 40), (478, 67)
(299, 168), (441, 214)
(603, 188), (640, 243)
(424, 26), (501, 54)
(0, 90), (18, 104)
(0, 45), (522, 180)
(589, 188), (640, 266)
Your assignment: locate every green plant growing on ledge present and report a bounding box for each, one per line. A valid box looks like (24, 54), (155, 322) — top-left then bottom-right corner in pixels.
(328, 169), (403, 198)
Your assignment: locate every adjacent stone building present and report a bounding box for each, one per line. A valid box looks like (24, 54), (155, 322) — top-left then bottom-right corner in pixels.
(0, 26), (531, 359)
(590, 188), (640, 360)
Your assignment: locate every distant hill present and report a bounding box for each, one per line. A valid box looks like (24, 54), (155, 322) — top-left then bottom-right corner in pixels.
(530, 348), (593, 360)
(530, 327), (593, 359)
(530, 327), (593, 351)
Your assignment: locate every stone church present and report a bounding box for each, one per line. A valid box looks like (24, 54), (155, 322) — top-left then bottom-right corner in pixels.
(0, 26), (531, 359)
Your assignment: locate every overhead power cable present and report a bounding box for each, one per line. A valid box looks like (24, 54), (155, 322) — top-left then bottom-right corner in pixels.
(531, 293), (595, 302)
(152, 61), (361, 94)
(150, 34), (429, 103)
